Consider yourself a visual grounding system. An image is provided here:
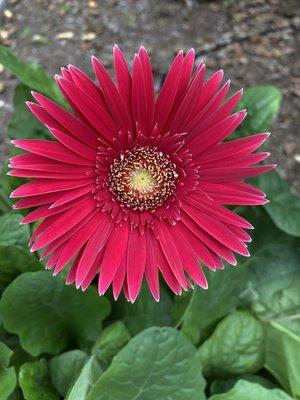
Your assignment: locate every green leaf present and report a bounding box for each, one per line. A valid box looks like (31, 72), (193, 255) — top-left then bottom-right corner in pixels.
(0, 245), (41, 295)
(234, 85), (282, 138)
(1, 164), (24, 202)
(258, 171), (300, 237)
(208, 380), (293, 400)
(244, 214), (300, 335)
(253, 277), (300, 335)
(7, 84), (50, 141)
(10, 345), (35, 372)
(114, 284), (173, 336)
(0, 271), (111, 356)
(67, 356), (102, 400)
(49, 350), (89, 397)
(210, 375), (277, 395)
(0, 342), (13, 368)
(0, 213), (29, 247)
(177, 267), (246, 344)
(19, 359), (59, 400)
(92, 321), (131, 369)
(7, 387), (23, 400)
(0, 367), (17, 400)
(0, 327), (19, 354)
(86, 327), (206, 400)
(0, 45), (64, 105)
(0, 341), (17, 400)
(198, 311), (264, 377)
(265, 322), (300, 398)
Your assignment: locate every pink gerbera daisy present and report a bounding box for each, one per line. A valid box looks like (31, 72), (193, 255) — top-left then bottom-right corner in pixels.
(8, 46), (274, 302)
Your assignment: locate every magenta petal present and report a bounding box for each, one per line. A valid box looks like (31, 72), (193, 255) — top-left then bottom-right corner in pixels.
(126, 227), (147, 302)
(98, 222), (129, 295)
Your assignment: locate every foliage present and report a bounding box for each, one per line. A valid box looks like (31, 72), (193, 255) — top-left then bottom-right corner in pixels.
(87, 327), (206, 400)
(0, 271), (111, 356)
(0, 46), (299, 399)
(258, 170), (300, 237)
(197, 311), (264, 377)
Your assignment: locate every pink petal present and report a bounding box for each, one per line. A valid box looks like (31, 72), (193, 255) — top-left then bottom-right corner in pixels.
(31, 198), (96, 251)
(49, 128), (97, 160)
(55, 77), (118, 142)
(31, 93), (99, 148)
(10, 178), (94, 198)
(144, 229), (160, 301)
(75, 213), (113, 287)
(92, 56), (132, 131)
(126, 228), (147, 302)
(9, 153), (91, 173)
(98, 222), (129, 295)
(11, 139), (93, 166)
(54, 211), (103, 273)
(113, 45), (132, 114)
(155, 51), (183, 131)
(156, 223), (188, 289)
(182, 201), (250, 256)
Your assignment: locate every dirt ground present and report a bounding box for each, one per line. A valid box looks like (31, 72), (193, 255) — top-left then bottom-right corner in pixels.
(0, 0), (299, 193)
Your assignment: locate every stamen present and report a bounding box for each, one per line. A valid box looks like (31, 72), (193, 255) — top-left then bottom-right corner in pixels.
(108, 146), (178, 211)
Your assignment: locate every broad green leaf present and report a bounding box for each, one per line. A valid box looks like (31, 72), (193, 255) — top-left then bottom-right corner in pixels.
(7, 84), (50, 141)
(0, 271), (111, 356)
(7, 387), (23, 400)
(265, 322), (300, 398)
(198, 311), (264, 377)
(19, 359), (59, 400)
(0, 246), (41, 295)
(67, 356), (102, 400)
(0, 45), (64, 104)
(172, 291), (192, 325)
(177, 267), (246, 344)
(0, 164), (24, 201)
(258, 171), (300, 237)
(234, 85), (282, 138)
(92, 321), (131, 369)
(86, 327), (206, 400)
(10, 345), (35, 372)
(208, 380), (292, 400)
(0, 213), (29, 247)
(0, 367), (17, 400)
(210, 375), (277, 395)
(244, 214), (300, 335)
(0, 341), (17, 400)
(0, 342), (13, 368)
(114, 284), (173, 335)
(49, 350), (89, 397)
(253, 277), (300, 335)
(0, 326), (19, 353)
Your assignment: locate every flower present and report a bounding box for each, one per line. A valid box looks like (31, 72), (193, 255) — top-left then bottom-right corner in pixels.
(9, 46), (274, 302)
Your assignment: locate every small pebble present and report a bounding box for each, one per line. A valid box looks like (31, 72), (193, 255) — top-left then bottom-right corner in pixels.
(293, 154), (300, 163)
(88, 0), (97, 8)
(56, 31), (74, 40)
(4, 9), (13, 19)
(31, 34), (48, 45)
(81, 32), (96, 41)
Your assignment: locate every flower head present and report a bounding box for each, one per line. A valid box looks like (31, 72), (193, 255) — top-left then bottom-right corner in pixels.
(9, 46), (274, 302)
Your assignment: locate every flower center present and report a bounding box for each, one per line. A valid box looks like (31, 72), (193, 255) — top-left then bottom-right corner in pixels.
(108, 146), (178, 211)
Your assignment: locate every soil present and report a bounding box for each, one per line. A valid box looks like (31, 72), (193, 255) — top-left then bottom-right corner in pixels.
(0, 0), (299, 193)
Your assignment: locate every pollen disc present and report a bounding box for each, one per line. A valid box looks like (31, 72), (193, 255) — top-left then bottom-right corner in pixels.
(108, 146), (178, 211)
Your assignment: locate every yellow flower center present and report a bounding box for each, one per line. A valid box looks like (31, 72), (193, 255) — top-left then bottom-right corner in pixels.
(129, 169), (156, 193)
